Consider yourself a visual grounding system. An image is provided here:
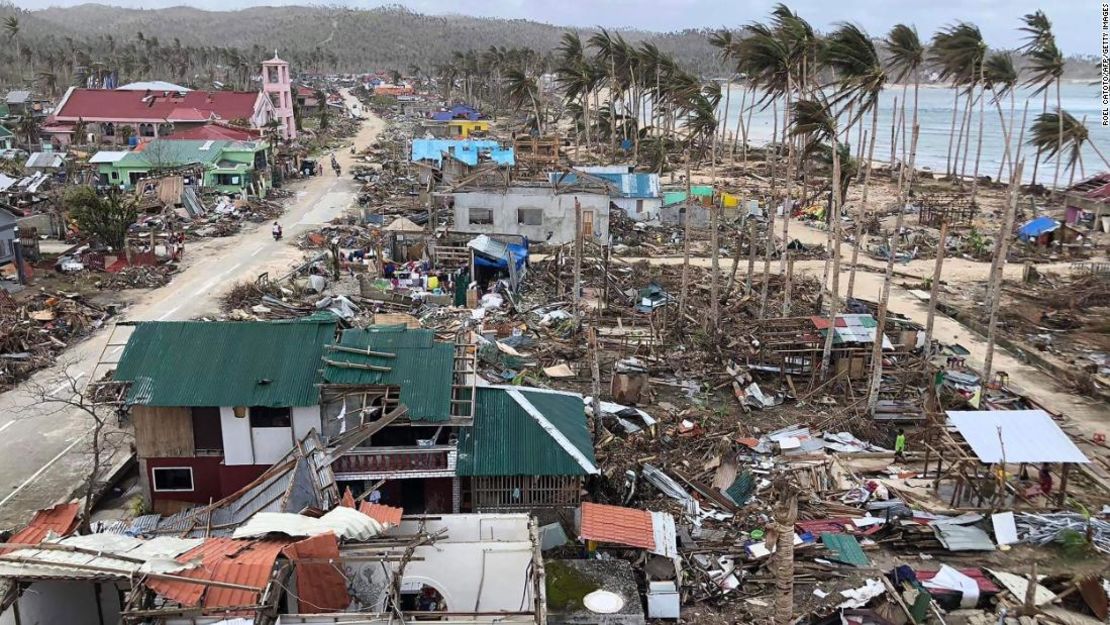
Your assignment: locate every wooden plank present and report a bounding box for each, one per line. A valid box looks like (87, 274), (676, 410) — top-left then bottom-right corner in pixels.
(133, 406), (194, 458)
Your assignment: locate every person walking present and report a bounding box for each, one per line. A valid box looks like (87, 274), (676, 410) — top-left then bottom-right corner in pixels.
(894, 428), (907, 462)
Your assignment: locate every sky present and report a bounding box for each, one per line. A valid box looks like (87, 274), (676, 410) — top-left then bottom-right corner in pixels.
(13, 0), (1102, 56)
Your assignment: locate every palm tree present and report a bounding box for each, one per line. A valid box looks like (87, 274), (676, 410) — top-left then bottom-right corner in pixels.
(822, 23), (885, 301)
(885, 24), (924, 195)
(931, 23), (985, 181)
(709, 29), (735, 148)
(1019, 10), (1057, 187)
(1023, 33), (1065, 189)
(4, 16), (18, 43)
(791, 97), (843, 377)
(984, 52), (1019, 183)
(504, 68), (545, 135)
(1029, 111), (1110, 186)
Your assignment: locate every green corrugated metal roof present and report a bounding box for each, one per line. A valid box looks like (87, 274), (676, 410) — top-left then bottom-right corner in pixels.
(114, 319), (337, 407)
(456, 387), (596, 476)
(320, 326), (453, 422)
(662, 186), (714, 206)
(820, 532), (871, 567)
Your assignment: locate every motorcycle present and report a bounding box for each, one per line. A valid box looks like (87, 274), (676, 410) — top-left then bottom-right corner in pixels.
(273, 229), (283, 241)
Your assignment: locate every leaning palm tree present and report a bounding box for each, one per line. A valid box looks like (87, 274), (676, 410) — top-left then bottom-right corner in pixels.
(1019, 10), (1057, 187)
(984, 52), (1019, 183)
(884, 24), (924, 197)
(822, 22), (886, 301)
(1023, 36), (1065, 189)
(1029, 110), (1110, 186)
(931, 23), (986, 181)
(791, 97), (843, 377)
(504, 68), (545, 135)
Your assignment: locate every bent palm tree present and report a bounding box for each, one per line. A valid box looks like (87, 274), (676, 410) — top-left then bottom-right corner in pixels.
(1023, 36), (1065, 189)
(1029, 111), (1110, 185)
(1019, 10), (1056, 187)
(984, 52), (1019, 182)
(884, 24), (924, 195)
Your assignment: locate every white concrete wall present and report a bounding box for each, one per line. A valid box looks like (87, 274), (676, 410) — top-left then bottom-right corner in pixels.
(453, 190), (610, 245)
(613, 197), (663, 222)
(0, 581), (121, 625)
(292, 406), (322, 441)
(252, 427), (294, 465)
(220, 406), (253, 465)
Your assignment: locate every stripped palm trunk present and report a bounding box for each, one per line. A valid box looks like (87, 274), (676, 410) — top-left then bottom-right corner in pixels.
(680, 153), (693, 312)
(970, 80), (987, 202)
(710, 138), (720, 326)
(732, 81), (748, 163)
(869, 122), (920, 414)
(984, 160), (1024, 383)
(772, 480), (799, 625)
(945, 88), (959, 177)
(780, 83), (795, 316)
(923, 220), (948, 353)
(846, 104), (879, 301)
(819, 138), (843, 377)
(759, 98), (779, 319)
(1054, 79), (1063, 190)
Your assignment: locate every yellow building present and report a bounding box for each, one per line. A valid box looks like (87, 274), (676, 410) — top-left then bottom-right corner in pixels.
(448, 120), (490, 138)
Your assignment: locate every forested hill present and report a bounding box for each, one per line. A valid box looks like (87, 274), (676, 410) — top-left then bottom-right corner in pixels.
(22, 3), (721, 74)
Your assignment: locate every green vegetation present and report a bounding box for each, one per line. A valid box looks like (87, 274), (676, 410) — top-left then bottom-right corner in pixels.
(64, 187), (139, 250)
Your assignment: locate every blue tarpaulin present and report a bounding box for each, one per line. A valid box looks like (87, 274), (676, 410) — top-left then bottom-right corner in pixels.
(1017, 216), (1060, 242)
(468, 234), (528, 271)
(411, 139), (514, 167)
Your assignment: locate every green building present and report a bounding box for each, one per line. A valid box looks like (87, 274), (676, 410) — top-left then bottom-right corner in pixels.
(90, 139), (271, 196)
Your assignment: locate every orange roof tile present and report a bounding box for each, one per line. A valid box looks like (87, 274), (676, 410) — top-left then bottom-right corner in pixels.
(358, 502), (404, 527)
(340, 488), (356, 508)
(282, 533), (350, 612)
(2, 503), (81, 553)
(579, 502), (655, 550)
(146, 538), (289, 610)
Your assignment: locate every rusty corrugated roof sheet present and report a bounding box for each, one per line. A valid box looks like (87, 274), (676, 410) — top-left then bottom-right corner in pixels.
(358, 502), (403, 527)
(2, 503), (81, 553)
(579, 502), (655, 550)
(282, 533), (349, 613)
(146, 538), (288, 610)
(340, 488), (356, 508)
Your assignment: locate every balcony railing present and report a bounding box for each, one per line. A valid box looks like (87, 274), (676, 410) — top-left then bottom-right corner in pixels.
(332, 445), (457, 477)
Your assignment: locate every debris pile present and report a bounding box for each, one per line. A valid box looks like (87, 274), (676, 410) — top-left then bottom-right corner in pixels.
(0, 291), (112, 389)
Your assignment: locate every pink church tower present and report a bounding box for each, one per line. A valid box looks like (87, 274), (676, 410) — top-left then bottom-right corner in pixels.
(261, 51), (296, 141)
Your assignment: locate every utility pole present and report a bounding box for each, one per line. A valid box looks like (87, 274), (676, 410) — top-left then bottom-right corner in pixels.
(573, 196), (583, 324)
(679, 151), (692, 312)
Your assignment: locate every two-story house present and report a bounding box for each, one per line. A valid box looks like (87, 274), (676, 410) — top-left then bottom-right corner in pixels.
(116, 320), (598, 516)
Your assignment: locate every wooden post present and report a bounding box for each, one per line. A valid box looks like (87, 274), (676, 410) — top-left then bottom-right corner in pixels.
(746, 217), (757, 295)
(679, 151), (692, 312)
(589, 327), (602, 439)
(924, 220), (949, 353)
(1057, 462), (1070, 506)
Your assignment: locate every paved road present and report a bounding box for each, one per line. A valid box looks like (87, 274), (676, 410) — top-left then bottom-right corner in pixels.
(0, 92), (381, 527)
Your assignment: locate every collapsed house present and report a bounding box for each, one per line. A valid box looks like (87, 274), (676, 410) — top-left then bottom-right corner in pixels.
(411, 138), (515, 186)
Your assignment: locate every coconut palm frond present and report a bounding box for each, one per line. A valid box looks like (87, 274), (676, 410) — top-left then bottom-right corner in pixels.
(1022, 38), (1064, 94)
(1028, 109), (1087, 169)
(930, 22), (986, 87)
(790, 97), (837, 145)
(884, 24), (924, 83)
(821, 22), (886, 117)
(984, 52), (1018, 100)
(1018, 10), (1053, 54)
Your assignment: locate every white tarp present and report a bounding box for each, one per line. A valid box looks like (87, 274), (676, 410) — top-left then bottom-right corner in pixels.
(923, 565), (980, 608)
(233, 508), (384, 541)
(946, 410), (1089, 464)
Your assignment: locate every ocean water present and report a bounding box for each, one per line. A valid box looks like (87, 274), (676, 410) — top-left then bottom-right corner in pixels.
(716, 83), (1110, 186)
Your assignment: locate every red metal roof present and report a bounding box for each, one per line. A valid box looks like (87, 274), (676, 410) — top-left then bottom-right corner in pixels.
(54, 88), (261, 123)
(358, 502), (404, 527)
(282, 533), (350, 612)
(796, 518), (856, 535)
(340, 487), (356, 509)
(146, 538), (289, 610)
(170, 123), (258, 141)
(1, 503), (80, 553)
(579, 502), (655, 550)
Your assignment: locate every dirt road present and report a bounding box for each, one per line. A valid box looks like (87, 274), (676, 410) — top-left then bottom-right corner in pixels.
(0, 91), (381, 527)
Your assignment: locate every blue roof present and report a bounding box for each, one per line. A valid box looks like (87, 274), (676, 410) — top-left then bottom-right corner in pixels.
(548, 171), (660, 198)
(411, 139), (514, 167)
(1017, 215), (1060, 240)
(431, 104), (481, 121)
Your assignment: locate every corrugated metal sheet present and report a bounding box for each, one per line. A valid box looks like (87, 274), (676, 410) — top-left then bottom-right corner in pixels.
(946, 410), (1089, 464)
(282, 534), (350, 612)
(321, 327), (453, 422)
(456, 387), (596, 476)
(358, 502), (404, 527)
(114, 319), (337, 407)
(820, 533), (871, 567)
(579, 502), (655, 550)
(1, 503), (80, 552)
(933, 524), (996, 552)
(0, 534), (202, 581)
(146, 538), (288, 609)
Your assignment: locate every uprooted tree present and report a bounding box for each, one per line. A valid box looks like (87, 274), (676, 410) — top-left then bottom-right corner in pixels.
(64, 186), (139, 251)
